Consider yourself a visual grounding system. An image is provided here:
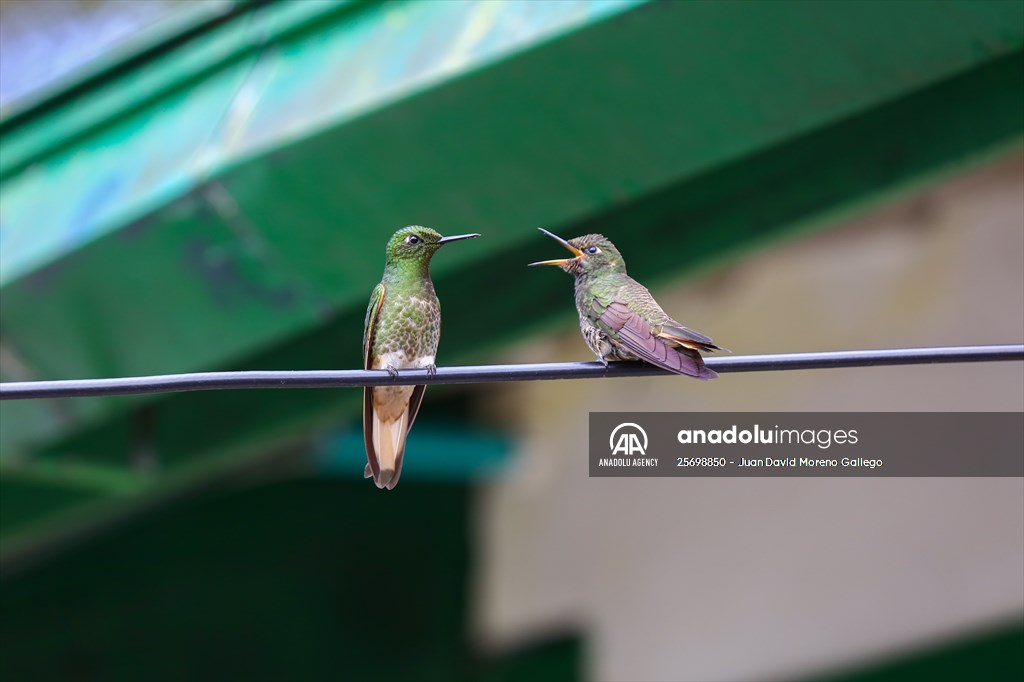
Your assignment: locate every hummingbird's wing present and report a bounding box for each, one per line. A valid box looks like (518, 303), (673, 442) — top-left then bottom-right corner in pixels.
(363, 283), (386, 483)
(596, 300), (718, 380)
(363, 283), (386, 369)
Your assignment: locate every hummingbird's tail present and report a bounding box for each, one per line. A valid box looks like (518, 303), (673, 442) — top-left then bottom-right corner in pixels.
(363, 385), (426, 490)
(369, 410), (408, 490)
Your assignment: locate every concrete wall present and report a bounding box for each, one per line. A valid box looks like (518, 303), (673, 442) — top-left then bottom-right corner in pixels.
(474, 151), (1024, 681)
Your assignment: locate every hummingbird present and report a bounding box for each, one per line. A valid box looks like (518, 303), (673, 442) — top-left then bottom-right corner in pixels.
(363, 226), (480, 489)
(529, 228), (724, 379)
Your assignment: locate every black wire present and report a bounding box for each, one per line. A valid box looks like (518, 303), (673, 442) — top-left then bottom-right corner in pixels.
(1, 345), (1021, 401)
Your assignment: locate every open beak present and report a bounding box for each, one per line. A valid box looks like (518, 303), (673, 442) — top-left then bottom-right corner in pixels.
(437, 233), (481, 245)
(528, 227), (583, 266)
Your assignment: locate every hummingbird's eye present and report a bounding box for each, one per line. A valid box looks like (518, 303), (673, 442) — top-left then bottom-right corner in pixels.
(584, 246), (600, 255)
(405, 235), (422, 245)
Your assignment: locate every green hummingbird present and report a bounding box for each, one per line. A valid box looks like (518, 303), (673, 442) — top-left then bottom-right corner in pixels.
(529, 228), (724, 379)
(363, 226), (480, 489)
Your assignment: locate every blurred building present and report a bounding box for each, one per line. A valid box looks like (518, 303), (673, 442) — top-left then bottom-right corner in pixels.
(476, 153), (1024, 681)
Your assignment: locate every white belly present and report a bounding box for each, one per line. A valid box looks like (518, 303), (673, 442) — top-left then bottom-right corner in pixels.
(373, 350), (435, 370)
(371, 351), (435, 421)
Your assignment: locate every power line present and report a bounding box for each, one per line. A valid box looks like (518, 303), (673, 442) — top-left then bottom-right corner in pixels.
(1, 345), (1021, 401)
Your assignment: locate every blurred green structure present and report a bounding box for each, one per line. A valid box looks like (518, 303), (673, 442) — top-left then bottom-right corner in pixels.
(1, 0), (1022, 678)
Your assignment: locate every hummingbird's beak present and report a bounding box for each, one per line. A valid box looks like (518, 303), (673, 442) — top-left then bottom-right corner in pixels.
(437, 233), (481, 245)
(528, 227), (583, 266)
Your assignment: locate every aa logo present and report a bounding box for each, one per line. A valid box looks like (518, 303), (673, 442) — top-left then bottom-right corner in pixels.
(609, 423), (648, 456)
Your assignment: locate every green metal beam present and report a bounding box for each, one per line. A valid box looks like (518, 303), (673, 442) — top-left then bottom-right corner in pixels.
(0, 0), (638, 277)
(0, 0), (641, 453)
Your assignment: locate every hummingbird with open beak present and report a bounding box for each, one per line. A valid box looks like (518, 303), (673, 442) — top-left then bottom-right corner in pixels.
(529, 228), (724, 379)
(363, 226), (480, 489)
